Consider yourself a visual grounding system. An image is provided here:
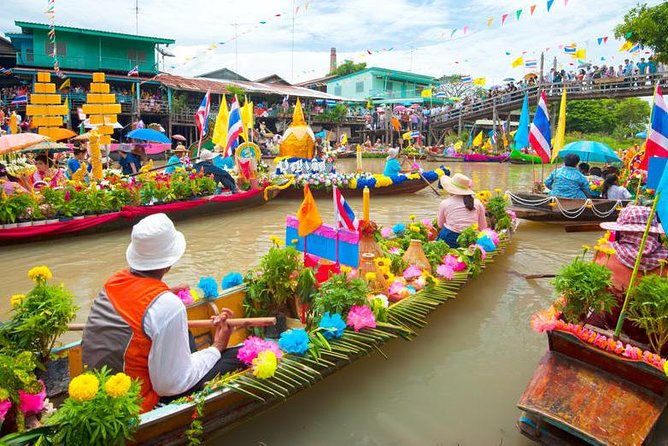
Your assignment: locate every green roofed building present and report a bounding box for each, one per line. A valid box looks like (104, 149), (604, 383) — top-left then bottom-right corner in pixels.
(7, 21), (174, 74)
(324, 67), (435, 103)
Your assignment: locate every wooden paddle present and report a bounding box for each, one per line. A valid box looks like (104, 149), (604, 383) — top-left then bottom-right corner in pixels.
(523, 273), (556, 280)
(67, 317), (276, 331)
(564, 224), (603, 233)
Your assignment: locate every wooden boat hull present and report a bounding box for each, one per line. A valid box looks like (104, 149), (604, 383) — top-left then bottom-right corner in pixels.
(0, 188), (279, 245)
(509, 192), (626, 224)
(517, 329), (668, 445)
(276, 177), (434, 199)
(425, 153), (464, 163)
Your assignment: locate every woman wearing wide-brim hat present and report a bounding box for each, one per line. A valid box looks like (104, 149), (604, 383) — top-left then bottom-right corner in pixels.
(436, 173), (488, 248)
(165, 144), (187, 174)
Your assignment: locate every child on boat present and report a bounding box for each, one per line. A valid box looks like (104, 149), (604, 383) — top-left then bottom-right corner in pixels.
(601, 174), (632, 201)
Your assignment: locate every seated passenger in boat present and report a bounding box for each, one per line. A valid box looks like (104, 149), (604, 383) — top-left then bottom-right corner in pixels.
(82, 214), (243, 413)
(164, 144), (187, 174)
(194, 149), (238, 193)
(32, 154), (64, 189)
(383, 148), (415, 177)
(588, 166), (604, 183)
(436, 173), (488, 248)
(66, 147), (92, 180)
(211, 146), (235, 170)
(118, 145), (142, 175)
(544, 153), (591, 199)
(592, 206), (667, 341)
(601, 174), (632, 201)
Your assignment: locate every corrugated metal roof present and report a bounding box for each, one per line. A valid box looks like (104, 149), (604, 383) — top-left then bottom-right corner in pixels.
(14, 21), (175, 44)
(155, 73), (360, 101)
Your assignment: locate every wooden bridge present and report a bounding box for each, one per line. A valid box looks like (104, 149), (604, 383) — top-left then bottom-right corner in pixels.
(427, 72), (668, 144)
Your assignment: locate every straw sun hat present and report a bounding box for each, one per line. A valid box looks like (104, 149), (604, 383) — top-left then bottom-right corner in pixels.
(126, 214), (186, 271)
(439, 173), (475, 196)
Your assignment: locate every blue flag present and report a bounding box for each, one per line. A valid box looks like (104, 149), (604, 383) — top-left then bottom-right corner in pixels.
(657, 163), (668, 229)
(514, 94), (530, 150)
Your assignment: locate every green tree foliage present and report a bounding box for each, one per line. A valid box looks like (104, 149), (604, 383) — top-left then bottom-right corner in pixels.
(329, 60), (367, 76)
(435, 74), (485, 99)
(565, 98), (649, 137)
(615, 2), (668, 63)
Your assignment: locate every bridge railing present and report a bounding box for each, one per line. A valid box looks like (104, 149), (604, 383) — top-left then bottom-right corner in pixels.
(430, 72), (668, 127)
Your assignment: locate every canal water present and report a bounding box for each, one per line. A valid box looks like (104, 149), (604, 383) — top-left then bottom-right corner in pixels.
(1, 160), (664, 445)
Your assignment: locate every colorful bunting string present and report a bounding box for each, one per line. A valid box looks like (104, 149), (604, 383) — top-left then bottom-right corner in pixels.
(44, 0), (63, 78)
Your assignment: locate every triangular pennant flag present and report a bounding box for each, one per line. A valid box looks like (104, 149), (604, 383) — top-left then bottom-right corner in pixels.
(487, 17), (493, 27)
(530, 4), (537, 15)
(450, 29), (457, 37)
(597, 37), (603, 45)
(516, 9), (522, 20)
(603, 36), (608, 44)
(547, 0), (555, 12)
(501, 13), (509, 25)
(463, 25), (468, 34)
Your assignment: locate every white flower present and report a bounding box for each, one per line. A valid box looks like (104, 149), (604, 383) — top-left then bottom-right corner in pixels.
(373, 294), (389, 307)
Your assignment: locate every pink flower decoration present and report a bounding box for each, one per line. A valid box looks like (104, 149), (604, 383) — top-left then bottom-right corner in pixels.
(237, 336), (283, 365)
(436, 264), (454, 280)
(480, 229), (500, 245)
(413, 275), (426, 290)
(506, 209), (517, 220)
(443, 254), (467, 272)
(346, 305), (376, 332)
(403, 265), (422, 280)
(0, 400), (11, 420)
(19, 381), (46, 415)
(388, 247), (401, 255)
(177, 289), (194, 305)
(380, 227), (393, 239)
(471, 244), (487, 260)
(388, 280), (406, 298)
(421, 219), (435, 229)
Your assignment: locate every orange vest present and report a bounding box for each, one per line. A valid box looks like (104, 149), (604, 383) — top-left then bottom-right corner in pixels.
(105, 270), (169, 412)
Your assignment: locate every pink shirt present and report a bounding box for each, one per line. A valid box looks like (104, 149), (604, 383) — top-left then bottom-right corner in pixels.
(437, 195), (487, 233)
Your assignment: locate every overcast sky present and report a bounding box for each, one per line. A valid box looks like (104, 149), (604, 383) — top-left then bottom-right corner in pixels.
(1, 0), (663, 84)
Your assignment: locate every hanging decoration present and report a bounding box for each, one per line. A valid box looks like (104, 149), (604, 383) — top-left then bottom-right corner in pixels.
(26, 71), (68, 140)
(44, 0), (63, 78)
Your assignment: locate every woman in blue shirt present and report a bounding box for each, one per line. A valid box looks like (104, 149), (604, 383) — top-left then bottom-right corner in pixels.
(66, 147), (91, 179)
(383, 148), (402, 176)
(545, 153), (592, 199)
(165, 144), (187, 174)
(118, 145), (142, 175)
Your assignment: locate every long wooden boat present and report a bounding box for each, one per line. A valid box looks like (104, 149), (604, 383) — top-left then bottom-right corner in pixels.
(0, 188), (279, 245)
(276, 177), (435, 199)
(517, 328), (668, 445)
(426, 152), (509, 163)
(509, 149), (544, 165)
(22, 234), (513, 445)
(508, 191), (628, 224)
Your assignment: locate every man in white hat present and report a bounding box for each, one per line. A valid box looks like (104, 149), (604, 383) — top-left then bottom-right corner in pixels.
(82, 213), (241, 413)
(194, 149), (238, 193)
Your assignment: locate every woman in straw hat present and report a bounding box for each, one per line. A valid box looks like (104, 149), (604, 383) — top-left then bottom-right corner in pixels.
(436, 173), (488, 248)
(165, 144), (187, 174)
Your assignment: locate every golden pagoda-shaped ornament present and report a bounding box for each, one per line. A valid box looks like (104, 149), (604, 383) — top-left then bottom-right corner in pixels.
(278, 98), (315, 159)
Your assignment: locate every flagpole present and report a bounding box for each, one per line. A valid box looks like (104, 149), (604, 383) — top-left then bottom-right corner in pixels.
(333, 187), (339, 264)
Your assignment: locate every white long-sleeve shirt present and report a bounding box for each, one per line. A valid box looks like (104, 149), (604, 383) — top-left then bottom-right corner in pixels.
(144, 292), (221, 396)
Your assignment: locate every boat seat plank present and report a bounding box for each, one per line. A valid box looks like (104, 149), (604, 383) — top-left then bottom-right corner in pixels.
(518, 351), (667, 446)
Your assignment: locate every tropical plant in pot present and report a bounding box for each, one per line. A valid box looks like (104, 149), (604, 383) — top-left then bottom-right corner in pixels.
(243, 246), (303, 334)
(0, 266), (78, 396)
(552, 257), (615, 324)
(627, 274), (668, 355)
(311, 273), (368, 319)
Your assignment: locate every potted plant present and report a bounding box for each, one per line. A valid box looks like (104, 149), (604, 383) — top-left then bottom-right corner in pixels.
(0, 266), (78, 396)
(552, 257), (615, 324)
(311, 273), (368, 320)
(627, 275), (668, 355)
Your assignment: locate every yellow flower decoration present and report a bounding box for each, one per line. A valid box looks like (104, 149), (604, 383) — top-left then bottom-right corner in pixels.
(252, 350), (277, 379)
(582, 244), (592, 253)
(0, 387), (8, 401)
(494, 188), (502, 194)
(340, 265), (353, 274)
(374, 257), (389, 268)
(409, 214), (416, 222)
(69, 374), (100, 402)
(10, 294), (25, 307)
(104, 373), (132, 398)
(409, 225), (421, 233)
(382, 272), (396, 283)
(365, 272), (377, 281)
(269, 235), (284, 247)
(349, 178), (357, 189)
(190, 288), (201, 301)
(28, 266), (52, 283)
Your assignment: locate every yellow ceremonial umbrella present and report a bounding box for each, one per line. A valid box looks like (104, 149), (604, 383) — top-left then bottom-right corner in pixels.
(0, 133), (50, 155)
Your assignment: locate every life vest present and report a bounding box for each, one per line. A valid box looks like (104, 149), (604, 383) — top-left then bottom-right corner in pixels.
(82, 269), (169, 412)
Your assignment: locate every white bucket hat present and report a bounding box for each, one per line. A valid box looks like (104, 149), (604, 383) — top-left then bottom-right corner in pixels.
(126, 213), (186, 271)
(387, 148), (399, 160)
(199, 149), (217, 161)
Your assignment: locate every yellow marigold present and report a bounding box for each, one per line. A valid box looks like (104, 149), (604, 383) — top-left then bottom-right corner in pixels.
(104, 373), (132, 398)
(664, 361), (668, 376)
(69, 374), (100, 402)
(409, 214), (416, 222)
(10, 294), (25, 307)
(582, 244), (592, 253)
(365, 272), (377, 281)
(340, 265), (353, 274)
(409, 225), (420, 232)
(28, 266), (52, 283)
(252, 350), (277, 379)
(349, 178), (357, 189)
(494, 188), (502, 194)
(269, 235), (284, 247)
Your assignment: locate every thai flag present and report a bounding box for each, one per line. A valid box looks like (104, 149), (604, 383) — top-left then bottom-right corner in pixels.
(195, 90), (211, 136)
(333, 187), (358, 231)
(127, 65), (139, 76)
(410, 130), (421, 139)
(488, 130), (497, 145)
(528, 91), (552, 163)
(563, 44), (576, 54)
(11, 94), (27, 104)
(282, 95), (289, 107)
(225, 96), (244, 156)
(460, 75), (472, 84)
(641, 86), (668, 169)
(434, 91), (446, 98)
(524, 59), (537, 68)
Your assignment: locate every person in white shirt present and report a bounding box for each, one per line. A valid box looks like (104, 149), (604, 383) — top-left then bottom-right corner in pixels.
(601, 174), (632, 201)
(82, 213), (241, 412)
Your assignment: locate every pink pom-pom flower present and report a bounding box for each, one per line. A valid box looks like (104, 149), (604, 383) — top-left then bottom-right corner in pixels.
(237, 336), (283, 365)
(177, 288), (194, 305)
(443, 254), (466, 272)
(346, 305), (377, 332)
(403, 265), (423, 280)
(19, 381), (46, 415)
(380, 227), (393, 239)
(436, 264), (454, 280)
(0, 399), (11, 420)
